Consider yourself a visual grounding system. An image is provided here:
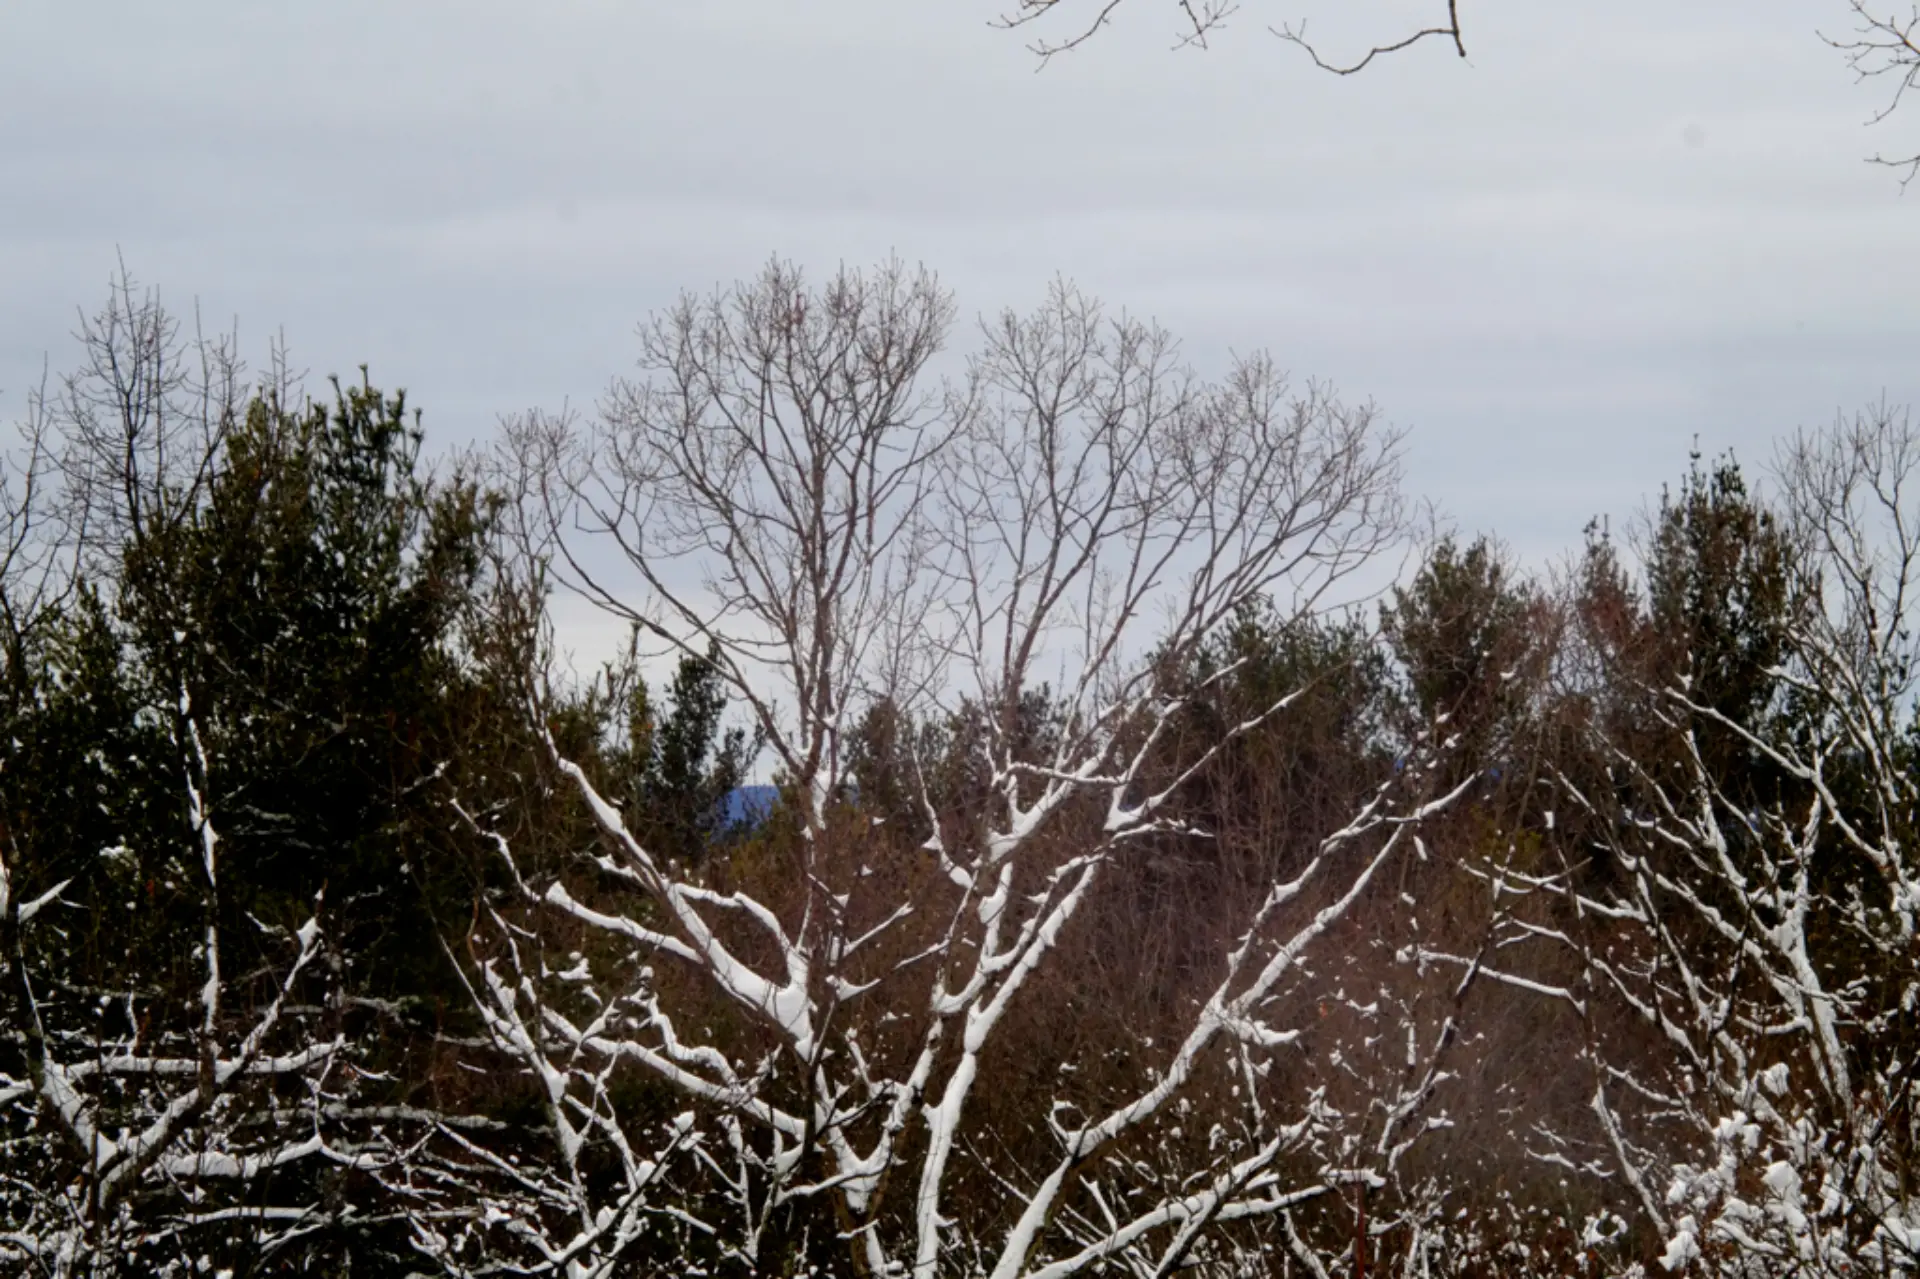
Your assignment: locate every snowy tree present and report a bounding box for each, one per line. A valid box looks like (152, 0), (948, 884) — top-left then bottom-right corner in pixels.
(0, 702), (371, 1277)
(1432, 408), (1920, 1274)
(423, 260), (1493, 1276)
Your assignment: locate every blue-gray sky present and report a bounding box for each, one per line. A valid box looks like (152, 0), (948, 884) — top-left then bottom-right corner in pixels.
(6, 0), (1917, 585)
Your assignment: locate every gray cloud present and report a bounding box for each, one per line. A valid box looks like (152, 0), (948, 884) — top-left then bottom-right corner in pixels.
(5, 0), (1915, 579)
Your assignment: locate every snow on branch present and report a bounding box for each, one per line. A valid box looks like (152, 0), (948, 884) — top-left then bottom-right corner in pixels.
(442, 261), (1489, 1275)
(0, 702), (425, 1276)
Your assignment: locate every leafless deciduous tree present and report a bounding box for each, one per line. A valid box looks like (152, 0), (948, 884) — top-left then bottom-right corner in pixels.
(432, 259), (1494, 1276)
(517, 257), (960, 842)
(0, 269), (247, 671)
(994, 0), (1466, 72)
(1825, 1), (1920, 184)
(46, 269), (261, 567)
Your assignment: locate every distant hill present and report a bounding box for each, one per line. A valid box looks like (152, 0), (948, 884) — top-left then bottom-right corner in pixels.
(722, 785), (779, 829)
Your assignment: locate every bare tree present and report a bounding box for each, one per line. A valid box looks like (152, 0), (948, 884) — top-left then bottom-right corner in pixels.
(43, 266), (265, 571)
(441, 260), (1491, 1276)
(0, 265), (250, 709)
(1825, 2), (1920, 185)
(992, 0), (1467, 72)
(521, 256), (960, 844)
(0, 373), (72, 661)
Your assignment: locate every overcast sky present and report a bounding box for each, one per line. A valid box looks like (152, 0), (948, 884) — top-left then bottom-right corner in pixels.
(6, 0), (1917, 599)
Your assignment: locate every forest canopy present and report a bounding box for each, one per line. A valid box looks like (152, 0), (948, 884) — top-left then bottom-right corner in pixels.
(4, 263), (1919, 1277)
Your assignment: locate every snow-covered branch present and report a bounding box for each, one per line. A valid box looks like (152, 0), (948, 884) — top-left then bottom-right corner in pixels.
(0, 701), (406, 1277)
(438, 260), (1484, 1276)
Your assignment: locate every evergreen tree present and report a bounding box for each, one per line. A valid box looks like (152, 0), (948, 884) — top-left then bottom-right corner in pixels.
(1644, 449), (1798, 744)
(1382, 534), (1543, 775)
(106, 374), (496, 1003)
(1, 357), (504, 1273)
(567, 636), (761, 865)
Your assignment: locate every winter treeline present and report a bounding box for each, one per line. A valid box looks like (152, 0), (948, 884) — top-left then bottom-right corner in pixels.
(3, 262), (1918, 1277)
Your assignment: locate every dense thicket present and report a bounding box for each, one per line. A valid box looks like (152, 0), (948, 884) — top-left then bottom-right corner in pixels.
(4, 268), (1918, 1277)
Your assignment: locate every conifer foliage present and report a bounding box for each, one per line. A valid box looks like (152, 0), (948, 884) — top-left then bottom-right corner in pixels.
(0, 275), (496, 1275)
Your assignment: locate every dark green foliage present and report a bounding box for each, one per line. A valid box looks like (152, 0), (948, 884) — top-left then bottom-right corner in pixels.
(1645, 450), (1799, 765)
(0, 364), (513, 1274)
(1139, 598), (1397, 895)
(1549, 459), (1805, 877)
(570, 636), (761, 863)
(1187, 597), (1396, 783)
(847, 696), (924, 836)
(103, 374), (494, 1003)
(1383, 535), (1543, 775)
(0, 585), (170, 992)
